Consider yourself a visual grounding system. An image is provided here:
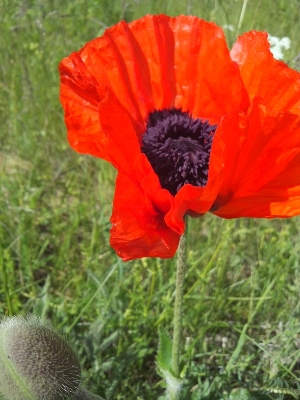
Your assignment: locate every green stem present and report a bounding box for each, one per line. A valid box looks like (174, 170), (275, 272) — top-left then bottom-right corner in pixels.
(0, 247), (13, 315)
(171, 216), (188, 378)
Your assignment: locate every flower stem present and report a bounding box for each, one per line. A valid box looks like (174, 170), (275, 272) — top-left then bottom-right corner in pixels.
(171, 216), (188, 379)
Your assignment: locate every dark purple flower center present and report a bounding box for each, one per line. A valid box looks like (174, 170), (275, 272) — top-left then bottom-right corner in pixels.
(141, 108), (217, 196)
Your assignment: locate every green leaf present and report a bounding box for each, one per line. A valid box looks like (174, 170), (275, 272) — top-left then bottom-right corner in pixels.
(156, 329), (183, 399)
(157, 327), (173, 373)
(229, 388), (251, 400)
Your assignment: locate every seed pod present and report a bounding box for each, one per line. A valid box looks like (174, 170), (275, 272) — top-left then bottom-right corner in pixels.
(0, 314), (81, 400)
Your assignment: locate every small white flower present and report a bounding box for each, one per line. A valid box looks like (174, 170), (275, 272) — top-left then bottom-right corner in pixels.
(268, 34), (291, 60)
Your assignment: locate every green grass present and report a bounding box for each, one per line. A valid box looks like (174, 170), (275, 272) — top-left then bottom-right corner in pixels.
(1, 0), (300, 399)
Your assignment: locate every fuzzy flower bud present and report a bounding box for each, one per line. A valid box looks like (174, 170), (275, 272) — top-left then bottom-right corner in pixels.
(0, 314), (81, 400)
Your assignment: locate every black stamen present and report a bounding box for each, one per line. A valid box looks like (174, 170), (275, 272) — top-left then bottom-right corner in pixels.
(141, 108), (217, 196)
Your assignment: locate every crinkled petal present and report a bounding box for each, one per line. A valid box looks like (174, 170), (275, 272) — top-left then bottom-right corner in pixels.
(231, 31), (300, 115)
(212, 99), (300, 218)
(213, 182), (300, 218)
(59, 54), (110, 160)
(134, 153), (174, 215)
(98, 88), (141, 177)
(60, 15), (250, 153)
(169, 15), (249, 121)
(110, 172), (180, 260)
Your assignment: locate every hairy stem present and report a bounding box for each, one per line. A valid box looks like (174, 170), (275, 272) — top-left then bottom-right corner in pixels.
(171, 216), (188, 378)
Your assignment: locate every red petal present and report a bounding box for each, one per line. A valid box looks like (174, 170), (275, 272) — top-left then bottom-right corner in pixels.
(59, 55), (110, 160)
(98, 88), (141, 177)
(77, 19), (155, 131)
(169, 16), (249, 122)
(231, 31), (300, 115)
(213, 183), (300, 218)
(60, 84), (107, 159)
(59, 52), (104, 107)
(61, 15), (249, 154)
(110, 172), (180, 260)
(128, 15), (177, 110)
(134, 153), (174, 215)
(212, 99), (300, 218)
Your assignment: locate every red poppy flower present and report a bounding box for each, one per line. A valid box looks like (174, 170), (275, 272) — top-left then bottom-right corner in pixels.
(59, 15), (300, 261)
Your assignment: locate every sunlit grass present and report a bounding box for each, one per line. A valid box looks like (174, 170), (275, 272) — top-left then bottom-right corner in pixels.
(1, 1), (300, 399)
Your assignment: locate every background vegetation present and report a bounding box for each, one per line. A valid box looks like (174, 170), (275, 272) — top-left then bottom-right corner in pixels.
(1, 0), (300, 399)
